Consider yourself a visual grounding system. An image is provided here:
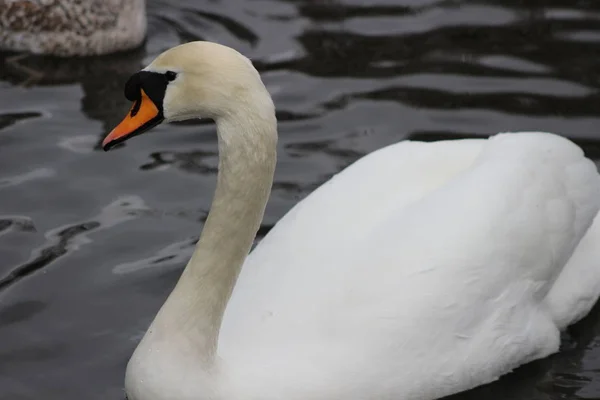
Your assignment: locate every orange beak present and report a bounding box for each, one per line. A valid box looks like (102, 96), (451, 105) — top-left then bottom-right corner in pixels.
(102, 89), (163, 151)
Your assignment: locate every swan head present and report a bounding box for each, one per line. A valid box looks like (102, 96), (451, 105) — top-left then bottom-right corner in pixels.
(102, 41), (271, 151)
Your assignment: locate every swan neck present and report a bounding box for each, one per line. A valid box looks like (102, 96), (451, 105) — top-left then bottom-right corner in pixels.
(151, 105), (277, 362)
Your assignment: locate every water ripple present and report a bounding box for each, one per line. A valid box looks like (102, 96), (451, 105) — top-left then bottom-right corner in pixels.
(0, 111), (41, 131)
(0, 196), (149, 291)
(1, 0), (600, 399)
(0, 216), (36, 236)
(0, 168), (55, 189)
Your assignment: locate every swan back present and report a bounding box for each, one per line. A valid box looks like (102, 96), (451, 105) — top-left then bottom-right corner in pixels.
(218, 132), (600, 400)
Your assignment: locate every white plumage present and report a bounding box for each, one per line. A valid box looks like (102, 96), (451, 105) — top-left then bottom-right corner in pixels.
(219, 133), (600, 400)
(102, 42), (600, 400)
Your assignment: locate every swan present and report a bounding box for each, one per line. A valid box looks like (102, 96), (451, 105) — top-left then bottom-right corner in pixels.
(0, 0), (146, 56)
(101, 41), (600, 400)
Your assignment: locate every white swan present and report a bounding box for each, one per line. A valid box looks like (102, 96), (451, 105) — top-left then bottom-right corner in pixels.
(101, 41), (600, 400)
(0, 0), (146, 56)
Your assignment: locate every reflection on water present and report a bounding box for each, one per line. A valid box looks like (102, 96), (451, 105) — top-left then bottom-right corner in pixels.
(1, 0), (599, 399)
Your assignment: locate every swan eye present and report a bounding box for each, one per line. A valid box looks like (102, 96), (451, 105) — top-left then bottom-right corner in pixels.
(165, 71), (177, 81)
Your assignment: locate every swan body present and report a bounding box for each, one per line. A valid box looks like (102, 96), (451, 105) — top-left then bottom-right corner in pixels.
(219, 137), (600, 400)
(0, 0), (146, 56)
(101, 42), (600, 400)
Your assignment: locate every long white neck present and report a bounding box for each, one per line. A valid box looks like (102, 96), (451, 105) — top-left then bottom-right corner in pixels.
(145, 95), (277, 365)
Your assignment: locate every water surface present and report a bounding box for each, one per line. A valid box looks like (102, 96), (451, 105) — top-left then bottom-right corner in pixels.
(1, 0), (600, 399)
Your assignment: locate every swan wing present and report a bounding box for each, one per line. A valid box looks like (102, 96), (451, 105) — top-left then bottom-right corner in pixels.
(219, 132), (600, 400)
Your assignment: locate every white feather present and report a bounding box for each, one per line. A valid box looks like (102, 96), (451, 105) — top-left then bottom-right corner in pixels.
(112, 42), (600, 400)
(219, 132), (600, 400)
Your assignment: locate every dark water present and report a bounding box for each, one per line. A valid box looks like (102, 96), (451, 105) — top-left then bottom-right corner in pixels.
(1, 0), (600, 399)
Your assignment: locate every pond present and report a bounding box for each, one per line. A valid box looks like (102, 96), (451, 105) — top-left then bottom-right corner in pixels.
(1, 0), (600, 399)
